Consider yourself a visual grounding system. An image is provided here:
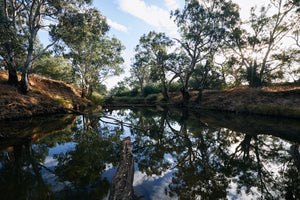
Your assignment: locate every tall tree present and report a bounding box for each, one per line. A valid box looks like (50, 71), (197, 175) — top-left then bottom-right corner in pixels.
(227, 0), (297, 87)
(0, 0), (26, 85)
(87, 37), (124, 97)
(171, 0), (239, 105)
(133, 31), (176, 100)
(0, 0), (94, 93)
(130, 48), (152, 95)
(20, 0), (93, 93)
(56, 7), (124, 97)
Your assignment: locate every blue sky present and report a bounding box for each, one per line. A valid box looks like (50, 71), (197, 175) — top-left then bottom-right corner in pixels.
(39, 0), (268, 89)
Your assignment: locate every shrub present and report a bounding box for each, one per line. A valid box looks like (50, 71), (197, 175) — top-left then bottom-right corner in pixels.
(54, 96), (72, 108)
(145, 94), (158, 102)
(169, 82), (181, 92)
(129, 88), (139, 97)
(143, 85), (160, 97)
(114, 96), (145, 103)
(88, 93), (104, 105)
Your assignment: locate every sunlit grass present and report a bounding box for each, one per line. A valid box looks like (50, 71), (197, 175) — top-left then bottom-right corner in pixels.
(88, 92), (105, 105)
(54, 95), (72, 108)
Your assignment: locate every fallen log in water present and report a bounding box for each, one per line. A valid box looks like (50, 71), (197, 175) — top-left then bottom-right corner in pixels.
(109, 137), (136, 200)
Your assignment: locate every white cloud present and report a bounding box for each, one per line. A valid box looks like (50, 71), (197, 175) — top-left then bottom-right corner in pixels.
(117, 0), (178, 37)
(107, 18), (128, 32)
(165, 0), (180, 11)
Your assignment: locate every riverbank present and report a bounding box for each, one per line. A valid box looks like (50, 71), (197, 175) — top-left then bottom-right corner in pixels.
(0, 70), (91, 121)
(1, 70), (299, 120)
(104, 86), (300, 118)
(190, 86), (300, 118)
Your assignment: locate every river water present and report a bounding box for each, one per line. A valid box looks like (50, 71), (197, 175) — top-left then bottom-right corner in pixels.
(0, 107), (299, 199)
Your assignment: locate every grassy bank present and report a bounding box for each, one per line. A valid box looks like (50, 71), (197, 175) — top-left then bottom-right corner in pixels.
(192, 86), (300, 118)
(104, 86), (300, 118)
(1, 70), (299, 120)
(0, 70), (91, 120)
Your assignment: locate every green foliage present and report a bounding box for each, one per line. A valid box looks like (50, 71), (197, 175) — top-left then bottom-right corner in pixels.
(114, 96), (145, 103)
(190, 61), (226, 90)
(113, 94), (159, 104)
(129, 88), (139, 97)
(227, 1), (296, 86)
(143, 85), (160, 97)
(33, 54), (74, 84)
(93, 84), (108, 95)
(54, 96), (72, 108)
(54, 6), (124, 97)
(110, 81), (130, 97)
(169, 81), (181, 92)
(244, 61), (262, 87)
(145, 94), (158, 102)
(170, 0), (240, 103)
(88, 93), (105, 105)
(0, 0), (26, 83)
(132, 31), (175, 99)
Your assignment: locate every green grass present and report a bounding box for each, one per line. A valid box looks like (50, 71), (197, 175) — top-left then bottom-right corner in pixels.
(88, 93), (105, 105)
(112, 94), (161, 104)
(54, 96), (72, 108)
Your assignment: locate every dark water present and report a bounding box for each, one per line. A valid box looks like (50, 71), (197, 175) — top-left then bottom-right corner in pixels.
(0, 107), (299, 200)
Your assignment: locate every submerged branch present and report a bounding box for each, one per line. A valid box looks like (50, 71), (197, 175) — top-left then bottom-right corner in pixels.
(99, 115), (153, 132)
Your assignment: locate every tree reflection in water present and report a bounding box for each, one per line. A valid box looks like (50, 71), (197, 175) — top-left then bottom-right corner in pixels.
(117, 107), (300, 199)
(0, 108), (299, 199)
(0, 114), (123, 200)
(53, 114), (122, 199)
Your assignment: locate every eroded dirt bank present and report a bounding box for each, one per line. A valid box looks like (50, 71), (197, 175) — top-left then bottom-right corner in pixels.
(0, 70), (91, 121)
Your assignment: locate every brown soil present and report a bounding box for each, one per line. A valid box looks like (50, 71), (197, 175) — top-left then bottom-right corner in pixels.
(0, 70), (91, 121)
(188, 86), (300, 118)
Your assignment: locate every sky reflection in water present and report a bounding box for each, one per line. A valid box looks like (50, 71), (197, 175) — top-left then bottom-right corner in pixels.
(0, 108), (299, 200)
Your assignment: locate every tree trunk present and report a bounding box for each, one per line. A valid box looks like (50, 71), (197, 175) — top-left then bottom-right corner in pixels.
(139, 79), (144, 95)
(87, 84), (93, 97)
(109, 137), (136, 200)
(180, 87), (190, 106)
(160, 67), (169, 101)
(81, 87), (87, 98)
(161, 82), (169, 101)
(20, 71), (29, 94)
(196, 88), (203, 104)
(8, 68), (18, 85)
(20, 35), (34, 94)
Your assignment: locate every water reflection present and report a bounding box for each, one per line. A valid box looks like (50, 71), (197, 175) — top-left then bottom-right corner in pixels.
(0, 108), (299, 199)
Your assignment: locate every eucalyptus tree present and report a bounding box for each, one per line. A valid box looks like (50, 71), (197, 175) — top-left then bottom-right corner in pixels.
(133, 31), (176, 100)
(56, 7), (124, 97)
(33, 53), (74, 84)
(171, 0), (239, 105)
(85, 36), (124, 97)
(0, 0), (26, 85)
(20, 0), (97, 94)
(130, 48), (152, 95)
(227, 0), (297, 87)
(0, 0), (94, 93)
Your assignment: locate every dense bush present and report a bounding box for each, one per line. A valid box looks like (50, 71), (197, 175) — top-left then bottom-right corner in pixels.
(143, 85), (160, 97)
(88, 93), (104, 105)
(145, 94), (158, 101)
(169, 82), (181, 92)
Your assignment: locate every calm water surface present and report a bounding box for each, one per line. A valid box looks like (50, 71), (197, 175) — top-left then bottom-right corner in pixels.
(0, 107), (299, 200)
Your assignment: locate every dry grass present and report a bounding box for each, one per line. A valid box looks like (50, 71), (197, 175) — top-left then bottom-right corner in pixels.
(167, 85), (300, 118)
(0, 70), (91, 120)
